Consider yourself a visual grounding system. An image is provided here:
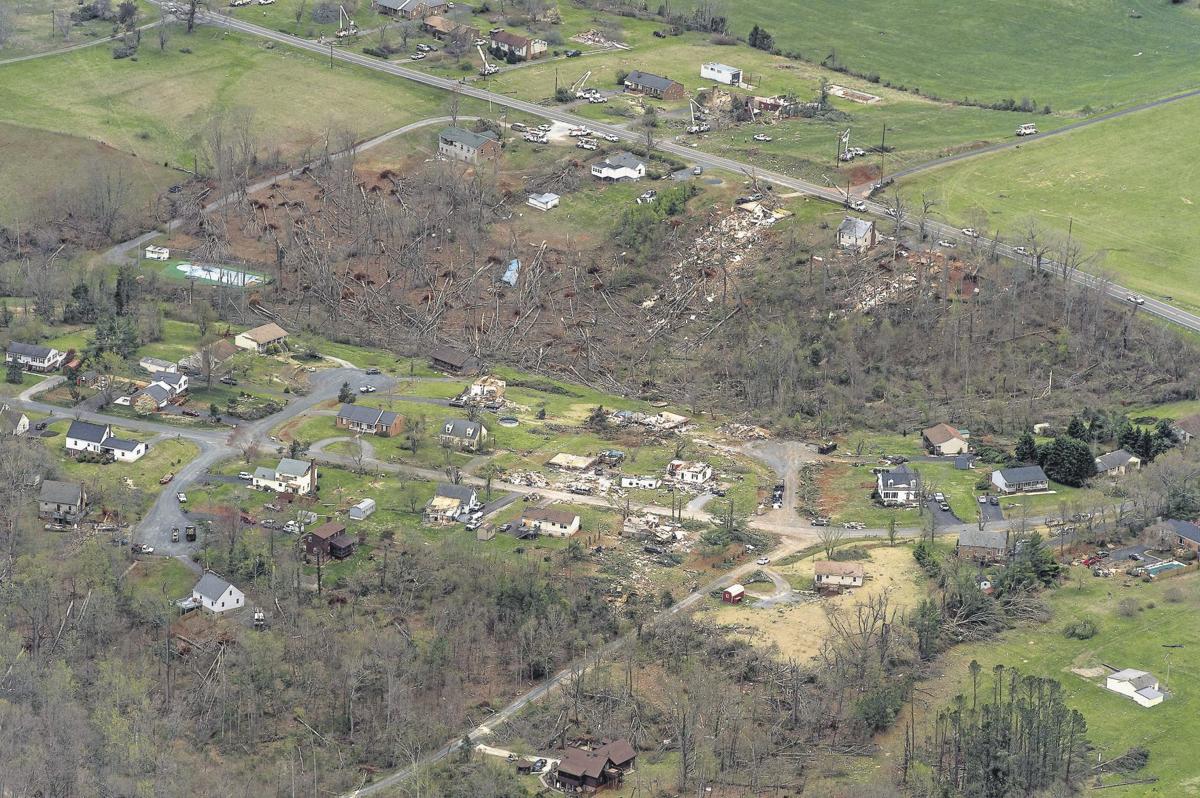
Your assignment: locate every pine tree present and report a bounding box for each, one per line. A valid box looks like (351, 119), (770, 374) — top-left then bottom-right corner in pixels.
(1066, 416), (1087, 441)
(338, 381), (354, 404)
(1015, 431), (1038, 463)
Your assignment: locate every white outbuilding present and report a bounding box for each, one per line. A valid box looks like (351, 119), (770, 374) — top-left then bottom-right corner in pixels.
(1105, 669), (1164, 707)
(527, 192), (560, 211)
(700, 62), (742, 85)
(349, 498), (377, 520)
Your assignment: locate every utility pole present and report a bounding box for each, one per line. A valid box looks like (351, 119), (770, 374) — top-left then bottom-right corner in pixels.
(329, 41), (334, 68)
(878, 123), (888, 185)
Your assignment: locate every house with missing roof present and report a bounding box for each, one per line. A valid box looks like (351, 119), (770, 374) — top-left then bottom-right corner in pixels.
(1105, 669), (1164, 708)
(836, 216), (877, 252)
(591, 152), (647, 181)
(234, 322), (290, 353)
(438, 418), (488, 452)
(336, 404), (402, 436)
(623, 70), (685, 100)
(876, 463), (920, 506)
(921, 423), (970, 456)
(252, 458), (316, 494)
(438, 127), (501, 164)
(519, 506), (581, 537)
(5, 341), (67, 372)
(666, 459), (712, 485)
(65, 420), (147, 462)
(38, 480), (88, 524)
(991, 466), (1049, 494)
(185, 572), (245, 613)
(1095, 448), (1141, 478)
(424, 482), (479, 523)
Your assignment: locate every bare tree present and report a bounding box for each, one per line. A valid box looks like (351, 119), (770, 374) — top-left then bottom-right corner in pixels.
(0, 5), (14, 48)
(157, 5), (170, 50)
(816, 523), (844, 558)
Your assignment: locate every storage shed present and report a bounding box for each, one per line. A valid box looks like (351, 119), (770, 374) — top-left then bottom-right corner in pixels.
(723, 583), (745, 603)
(349, 498), (376, 520)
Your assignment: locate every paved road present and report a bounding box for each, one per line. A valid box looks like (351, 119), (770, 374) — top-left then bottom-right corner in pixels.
(171, 5), (1200, 339)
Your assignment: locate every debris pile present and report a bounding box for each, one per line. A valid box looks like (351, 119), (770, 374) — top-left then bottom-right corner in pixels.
(608, 409), (691, 432)
(718, 422), (771, 440)
(570, 29), (624, 48)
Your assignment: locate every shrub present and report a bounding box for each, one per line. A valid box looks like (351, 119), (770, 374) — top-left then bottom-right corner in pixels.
(112, 44), (137, 59)
(1116, 598), (1140, 617)
(1062, 618), (1098, 639)
(363, 46), (390, 59)
(1164, 586), (1184, 603)
(831, 546), (870, 561)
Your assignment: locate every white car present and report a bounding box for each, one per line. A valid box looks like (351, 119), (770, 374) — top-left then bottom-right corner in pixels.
(410, 53), (426, 60)
(176, 493), (187, 503)
(756, 557), (770, 565)
(601, 133), (619, 142)
(536, 124), (552, 132)
(1013, 245), (1030, 256)
(359, 385), (377, 393)
(238, 471), (252, 480)
(752, 133), (772, 142)
(1127, 294), (1145, 305)
(847, 199), (866, 212)
(937, 239), (957, 248)
(283, 521), (300, 533)
(961, 228), (979, 238)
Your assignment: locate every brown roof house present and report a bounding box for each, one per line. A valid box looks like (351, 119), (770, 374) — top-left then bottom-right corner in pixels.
(814, 561), (864, 593)
(489, 29), (547, 61)
(921, 423), (969, 456)
(303, 522), (356, 560)
(234, 322), (289, 353)
(1143, 518), (1200, 554)
(519, 506), (581, 537)
(429, 346), (480, 374)
(956, 528), (1009, 563)
(555, 739), (637, 791)
(422, 14), (478, 42)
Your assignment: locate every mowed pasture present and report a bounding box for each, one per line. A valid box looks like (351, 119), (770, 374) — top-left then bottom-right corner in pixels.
(717, 0), (1200, 110)
(0, 0), (153, 59)
(0, 25), (460, 215)
(892, 568), (1200, 796)
(900, 94), (1200, 311)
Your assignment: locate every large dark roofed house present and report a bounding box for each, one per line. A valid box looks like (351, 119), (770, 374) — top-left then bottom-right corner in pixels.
(623, 70), (685, 99)
(555, 739), (637, 791)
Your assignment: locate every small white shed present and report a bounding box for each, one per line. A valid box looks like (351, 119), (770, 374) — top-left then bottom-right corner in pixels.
(144, 245), (171, 261)
(527, 192), (560, 211)
(349, 498), (376, 520)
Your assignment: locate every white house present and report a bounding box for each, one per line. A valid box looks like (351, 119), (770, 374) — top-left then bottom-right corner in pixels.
(5, 341), (66, 373)
(876, 464), (920, 506)
(620, 475), (661, 490)
(349, 498), (376, 520)
(144, 245), (171, 261)
(836, 216), (877, 252)
(591, 152), (647, 181)
(65, 420), (147, 462)
(520, 507), (581, 537)
(527, 192), (560, 211)
(991, 466), (1049, 494)
(700, 62), (742, 85)
(0, 404), (29, 436)
(667, 459), (712, 484)
(252, 458), (316, 494)
(189, 572), (245, 613)
(234, 322), (290, 353)
(424, 483), (478, 524)
(139, 356), (178, 375)
(154, 371), (188, 397)
(1105, 669), (1164, 708)
(814, 560), (865, 590)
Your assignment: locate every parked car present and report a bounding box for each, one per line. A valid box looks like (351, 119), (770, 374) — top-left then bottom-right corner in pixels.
(159, 473), (174, 485)
(171, 528), (180, 542)
(220, 375), (238, 385)
(498, 523), (512, 533)
(238, 471), (252, 480)
(532, 759), (547, 773)
(283, 521), (300, 533)
(847, 199), (867, 212)
(756, 557), (770, 565)
(465, 520), (481, 531)
(359, 385), (377, 393)
(181, 408), (200, 417)
(978, 495), (988, 503)
(410, 52), (426, 60)
(961, 227), (979, 238)
(692, 166), (703, 176)
(752, 133), (772, 142)
(989, 496), (1000, 506)
(364, 367), (381, 375)
(1013, 245), (1030, 256)
(937, 239), (957, 248)
(261, 519), (278, 529)
(933, 492), (946, 502)
(34, 421), (48, 431)
(565, 49), (582, 57)
(176, 492), (187, 503)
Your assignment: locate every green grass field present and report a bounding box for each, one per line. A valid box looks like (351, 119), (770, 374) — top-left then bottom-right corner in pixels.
(900, 93), (1200, 311)
(916, 567), (1200, 796)
(0, 0), (155, 59)
(719, 0), (1200, 110)
(0, 25), (468, 217)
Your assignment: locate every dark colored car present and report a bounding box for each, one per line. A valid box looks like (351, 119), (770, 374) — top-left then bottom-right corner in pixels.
(365, 367), (381, 375)
(565, 49), (581, 57)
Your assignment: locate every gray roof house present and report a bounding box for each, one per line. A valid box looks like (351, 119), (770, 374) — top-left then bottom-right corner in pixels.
(435, 482), (478, 504)
(956, 528), (1009, 561)
(836, 216), (877, 252)
(591, 151), (647, 181)
(336, 404), (401, 435)
(438, 127), (500, 164)
(66, 420), (109, 444)
(1095, 448), (1140, 476)
(277, 458), (312, 477)
(38, 479), (87, 523)
(991, 465), (1049, 494)
(0, 405), (29, 435)
(623, 70), (685, 99)
(133, 383), (171, 409)
(438, 418), (488, 451)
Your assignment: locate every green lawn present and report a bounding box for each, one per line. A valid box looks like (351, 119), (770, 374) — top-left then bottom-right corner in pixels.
(0, 25), (470, 216)
(0, 371), (47, 397)
(921, 567), (1200, 796)
(0, 0), (155, 59)
(125, 557), (197, 604)
(1125, 399), (1200, 423)
(721, 0), (1200, 111)
(899, 93), (1200, 311)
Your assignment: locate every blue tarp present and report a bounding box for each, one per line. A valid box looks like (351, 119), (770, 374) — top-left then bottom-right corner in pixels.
(501, 259), (520, 286)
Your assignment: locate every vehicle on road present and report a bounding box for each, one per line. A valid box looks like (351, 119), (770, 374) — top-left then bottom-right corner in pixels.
(756, 557), (770, 565)
(812, 516), (830, 526)
(238, 471), (252, 480)
(961, 228), (979, 238)
(359, 385), (377, 393)
(185, 525), (197, 541)
(937, 239), (957, 248)
(364, 367), (381, 375)
(1127, 294), (1145, 305)
(1013, 246), (1030, 256)
(1015, 123), (1038, 136)
(846, 199), (867, 212)
(940, 502), (951, 511)
(171, 528), (179, 542)
(177, 492), (187, 503)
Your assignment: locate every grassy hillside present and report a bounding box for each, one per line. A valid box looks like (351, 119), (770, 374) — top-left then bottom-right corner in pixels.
(899, 93), (1200, 311)
(716, 0), (1200, 110)
(0, 24), (461, 215)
